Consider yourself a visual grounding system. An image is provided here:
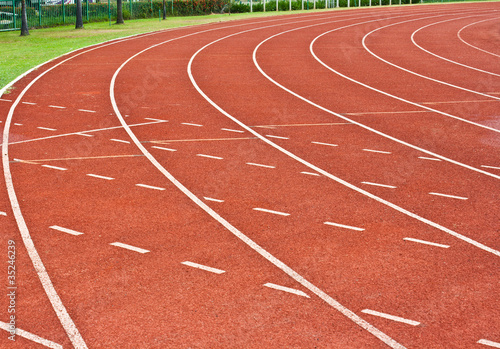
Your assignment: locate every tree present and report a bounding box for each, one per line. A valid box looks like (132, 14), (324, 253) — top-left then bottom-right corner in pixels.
(116, 0), (124, 24)
(76, 0), (84, 29)
(20, 0), (29, 36)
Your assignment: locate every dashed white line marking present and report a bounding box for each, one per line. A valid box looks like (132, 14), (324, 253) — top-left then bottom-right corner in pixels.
(203, 197), (224, 203)
(42, 165), (67, 171)
(86, 174), (115, 180)
(418, 156), (442, 161)
(0, 321), (62, 349)
(361, 309), (420, 326)
(221, 128), (244, 133)
(361, 182), (397, 189)
(481, 165), (500, 170)
(144, 117), (167, 122)
(429, 192), (468, 200)
(135, 183), (166, 191)
(110, 242), (149, 254)
(246, 162), (275, 169)
(0, 211), (7, 216)
(22, 101), (36, 105)
(478, 339), (500, 348)
(197, 153), (224, 160)
(324, 221), (364, 231)
(0, 99), (13, 102)
(50, 225), (83, 236)
(253, 207), (290, 216)
(48, 105), (66, 109)
(266, 134), (289, 140)
(14, 123), (23, 126)
(76, 133), (94, 137)
(312, 141), (338, 147)
(151, 146), (177, 152)
(13, 158), (38, 164)
(403, 237), (450, 249)
(264, 283), (310, 298)
(78, 109), (96, 113)
(181, 122), (203, 127)
(110, 139), (131, 144)
(301, 171), (321, 177)
(37, 127), (57, 131)
(363, 148), (392, 154)
(181, 261), (225, 274)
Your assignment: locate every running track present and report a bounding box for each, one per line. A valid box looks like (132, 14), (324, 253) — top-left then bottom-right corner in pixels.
(0, 2), (499, 348)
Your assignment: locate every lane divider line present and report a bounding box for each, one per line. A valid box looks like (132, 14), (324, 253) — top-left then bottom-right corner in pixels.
(41, 165), (67, 171)
(204, 197), (224, 203)
(403, 237), (450, 249)
(361, 181), (397, 189)
(266, 134), (289, 140)
(196, 153), (224, 160)
(301, 171), (321, 176)
(429, 192), (468, 200)
(481, 165), (500, 170)
(22, 101), (36, 105)
(86, 174), (115, 181)
(110, 242), (150, 254)
(263, 282), (310, 298)
(181, 122), (203, 127)
(246, 162), (275, 169)
(135, 183), (166, 191)
(0, 320), (63, 349)
(418, 156), (441, 161)
(50, 225), (84, 236)
(361, 309), (421, 326)
(324, 221), (364, 231)
(0, 98), (13, 102)
(181, 261), (225, 274)
(37, 127), (57, 131)
(478, 339), (500, 348)
(110, 138), (131, 144)
(221, 128), (245, 133)
(78, 109), (96, 113)
(253, 207), (290, 216)
(363, 148), (392, 154)
(312, 141), (338, 147)
(76, 133), (94, 137)
(48, 105), (66, 109)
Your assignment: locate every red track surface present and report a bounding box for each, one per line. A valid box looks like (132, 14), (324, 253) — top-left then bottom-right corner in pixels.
(0, 3), (499, 348)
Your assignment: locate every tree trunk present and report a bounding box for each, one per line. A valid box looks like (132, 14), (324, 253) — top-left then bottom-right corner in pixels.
(162, 0), (166, 19)
(75, 0), (84, 29)
(20, 0), (29, 36)
(116, 0), (124, 24)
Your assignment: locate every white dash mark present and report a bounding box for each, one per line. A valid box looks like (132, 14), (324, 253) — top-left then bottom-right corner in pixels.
(429, 192), (468, 200)
(50, 226), (83, 236)
(144, 118), (167, 122)
(42, 165), (67, 171)
(136, 183), (166, 191)
(203, 197), (224, 203)
(110, 242), (149, 254)
(478, 339), (500, 348)
(181, 261), (225, 274)
(253, 208), (290, 216)
(22, 101), (36, 105)
(418, 156), (442, 161)
(78, 109), (96, 113)
(14, 123), (23, 126)
(197, 154), (223, 160)
(221, 128), (244, 133)
(312, 141), (338, 147)
(361, 309), (420, 326)
(0, 321), (63, 349)
(86, 174), (114, 180)
(301, 171), (321, 177)
(0, 211), (7, 216)
(181, 122), (203, 127)
(361, 182), (397, 189)
(37, 127), (57, 131)
(266, 135), (289, 140)
(0, 99), (13, 102)
(246, 162), (275, 169)
(403, 238), (450, 249)
(363, 149), (392, 154)
(264, 283), (310, 298)
(13, 158), (38, 164)
(76, 133), (93, 137)
(48, 105), (66, 109)
(110, 139), (131, 144)
(481, 165), (500, 170)
(151, 146), (177, 152)
(324, 221), (365, 231)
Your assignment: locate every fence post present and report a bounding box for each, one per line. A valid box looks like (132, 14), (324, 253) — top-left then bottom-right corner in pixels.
(129, 0), (132, 19)
(62, 0), (65, 24)
(86, 0), (89, 21)
(12, 0), (15, 29)
(250, 0), (252, 12)
(39, 0), (42, 26)
(108, 0), (110, 25)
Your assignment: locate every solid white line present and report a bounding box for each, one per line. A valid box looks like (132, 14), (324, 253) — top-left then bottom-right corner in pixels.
(197, 153), (224, 160)
(181, 122), (203, 127)
(429, 192), (468, 200)
(144, 117), (166, 122)
(478, 339), (500, 348)
(363, 148), (392, 154)
(22, 101), (36, 105)
(48, 105), (66, 109)
(110, 242), (149, 254)
(312, 141), (338, 147)
(324, 221), (364, 231)
(78, 109), (96, 113)
(0, 321), (63, 349)
(151, 146), (177, 152)
(361, 309), (420, 326)
(204, 197), (224, 203)
(50, 225), (84, 236)
(266, 134), (289, 140)
(181, 261), (225, 274)
(264, 282), (310, 298)
(481, 165), (500, 170)
(86, 173), (115, 180)
(221, 128), (245, 133)
(246, 162), (275, 169)
(253, 208), (290, 216)
(110, 138), (131, 144)
(301, 171), (321, 177)
(361, 181), (397, 189)
(458, 18), (500, 58)
(418, 156), (441, 161)
(37, 127), (57, 131)
(41, 165), (67, 171)
(135, 183), (165, 191)
(403, 237), (450, 249)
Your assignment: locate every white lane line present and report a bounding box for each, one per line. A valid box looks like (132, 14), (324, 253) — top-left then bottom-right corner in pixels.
(181, 122), (203, 127)
(361, 182), (397, 189)
(110, 138), (131, 144)
(221, 128), (244, 133)
(144, 117), (167, 122)
(324, 221), (364, 231)
(312, 141), (338, 147)
(78, 109), (96, 113)
(22, 101), (36, 105)
(458, 18), (500, 58)
(14, 123), (23, 126)
(363, 148), (392, 154)
(76, 133), (94, 137)
(0, 211), (7, 216)
(481, 165), (500, 170)
(361, 309), (420, 326)
(403, 237), (450, 249)
(301, 171), (321, 177)
(110, 242), (149, 254)
(478, 339), (500, 348)
(49, 225), (83, 236)
(48, 105), (66, 109)
(13, 158), (38, 165)
(0, 99), (13, 102)
(246, 162), (275, 169)
(41, 165), (67, 171)
(196, 153), (224, 160)
(264, 282), (310, 298)
(253, 208), (290, 216)
(181, 261), (225, 274)
(151, 146), (177, 152)
(135, 183), (165, 191)
(418, 156), (441, 161)
(86, 173), (115, 180)
(204, 197), (224, 203)
(0, 321), (63, 349)
(266, 134), (290, 140)
(429, 192), (468, 200)
(37, 127), (57, 131)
